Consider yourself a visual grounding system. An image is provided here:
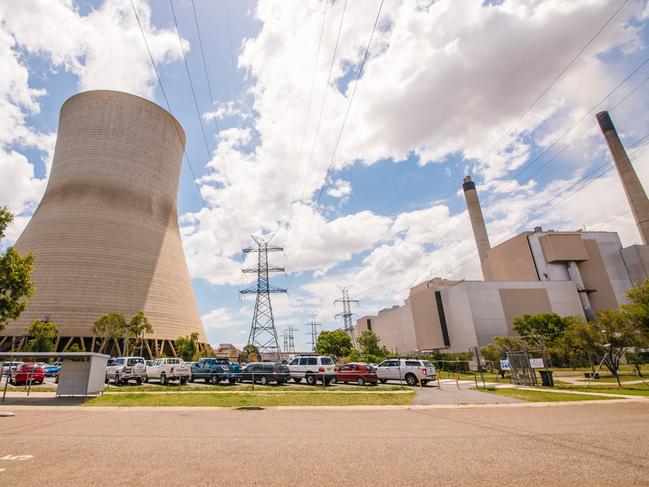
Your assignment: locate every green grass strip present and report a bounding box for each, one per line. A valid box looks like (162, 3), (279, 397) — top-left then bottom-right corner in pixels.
(84, 391), (416, 407)
(474, 387), (619, 402)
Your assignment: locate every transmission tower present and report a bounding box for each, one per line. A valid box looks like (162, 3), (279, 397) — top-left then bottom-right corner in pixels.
(282, 326), (297, 354)
(305, 318), (322, 352)
(240, 236), (287, 360)
(335, 288), (359, 343)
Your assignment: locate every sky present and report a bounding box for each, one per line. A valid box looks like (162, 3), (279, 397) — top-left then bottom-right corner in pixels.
(2, 0), (649, 351)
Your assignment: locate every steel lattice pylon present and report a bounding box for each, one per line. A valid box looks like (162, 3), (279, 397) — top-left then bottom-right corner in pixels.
(335, 288), (359, 344)
(283, 326), (297, 354)
(305, 318), (322, 352)
(240, 236), (286, 360)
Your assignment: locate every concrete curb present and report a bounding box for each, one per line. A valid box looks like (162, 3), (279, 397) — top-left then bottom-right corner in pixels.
(1, 396), (647, 412)
(0, 411), (15, 417)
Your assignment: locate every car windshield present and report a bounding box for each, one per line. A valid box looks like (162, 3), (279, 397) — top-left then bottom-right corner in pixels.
(127, 358), (143, 366)
(115, 358), (125, 366)
(320, 357), (334, 365)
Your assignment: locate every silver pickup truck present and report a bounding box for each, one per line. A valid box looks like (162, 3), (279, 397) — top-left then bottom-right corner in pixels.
(145, 357), (191, 385)
(375, 358), (437, 386)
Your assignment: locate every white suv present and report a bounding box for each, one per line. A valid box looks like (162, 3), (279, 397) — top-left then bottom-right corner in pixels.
(376, 358), (436, 386)
(106, 356), (147, 385)
(288, 356), (336, 385)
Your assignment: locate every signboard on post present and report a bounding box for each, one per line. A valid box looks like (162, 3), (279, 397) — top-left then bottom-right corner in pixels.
(529, 358), (545, 369)
(468, 360), (478, 372)
(499, 359), (511, 371)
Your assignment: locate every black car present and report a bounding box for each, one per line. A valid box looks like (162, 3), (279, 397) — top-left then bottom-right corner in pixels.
(240, 362), (290, 385)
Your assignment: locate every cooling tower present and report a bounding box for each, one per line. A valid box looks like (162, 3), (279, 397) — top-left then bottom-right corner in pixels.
(596, 111), (649, 244)
(0, 90), (206, 358)
(462, 176), (493, 281)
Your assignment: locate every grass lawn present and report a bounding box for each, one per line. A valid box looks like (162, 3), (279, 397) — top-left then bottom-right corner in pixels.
(473, 387), (619, 402)
(104, 384), (407, 393)
(555, 385), (649, 397)
(84, 391), (416, 407)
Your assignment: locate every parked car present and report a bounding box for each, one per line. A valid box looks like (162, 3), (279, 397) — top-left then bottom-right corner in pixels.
(43, 363), (61, 377)
(335, 363), (378, 386)
(146, 357), (191, 385)
(105, 356), (147, 385)
(10, 362), (45, 385)
(240, 362), (290, 385)
(288, 355), (335, 385)
(190, 357), (241, 384)
(2, 361), (23, 376)
(376, 358), (437, 386)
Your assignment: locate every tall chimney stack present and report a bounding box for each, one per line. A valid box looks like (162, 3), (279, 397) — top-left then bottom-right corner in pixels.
(463, 176), (493, 280)
(597, 110), (649, 244)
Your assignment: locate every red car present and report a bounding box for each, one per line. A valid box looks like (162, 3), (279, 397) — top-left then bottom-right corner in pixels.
(10, 362), (45, 385)
(335, 363), (378, 386)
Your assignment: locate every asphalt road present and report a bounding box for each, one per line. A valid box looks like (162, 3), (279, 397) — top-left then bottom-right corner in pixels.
(1, 402), (648, 486)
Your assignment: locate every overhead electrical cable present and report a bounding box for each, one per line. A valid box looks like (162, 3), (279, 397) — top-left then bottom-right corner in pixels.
(168, 0), (241, 249)
(130, 0), (227, 253)
(290, 0), (385, 274)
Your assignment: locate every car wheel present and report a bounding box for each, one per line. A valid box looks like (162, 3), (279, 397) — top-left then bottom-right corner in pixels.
(144, 376), (149, 383)
(180, 377), (187, 385)
(405, 374), (418, 386)
(209, 376), (219, 385)
(357, 377), (365, 386)
(379, 379), (387, 384)
(204, 377), (211, 384)
(136, 378), (142, 385)
(260, 376), (268, 385)
(160, 374), (167, 386)
(421, 380), (428, 386)
(228, 378), (237, 385)
(329, 377), (337, 385)
(189, 377), (194, 383)
(306, 374), (317, 386)
(293, 378), (302, 384)
(114, 374), (121, 386)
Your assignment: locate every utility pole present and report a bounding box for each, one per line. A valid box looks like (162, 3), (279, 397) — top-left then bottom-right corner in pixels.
(240, 236), (287, 361)
(334, 288), (359, 344)
(305, 319), (322, 352)
(283, 326), (297, 354)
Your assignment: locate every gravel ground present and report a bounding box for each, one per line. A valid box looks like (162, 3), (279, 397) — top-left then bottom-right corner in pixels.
(1, 402), (648, 486)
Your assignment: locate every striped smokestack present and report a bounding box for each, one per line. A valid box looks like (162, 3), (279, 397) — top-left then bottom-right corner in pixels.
(463, 176), (493, 281)
(597, 111), (649, 244)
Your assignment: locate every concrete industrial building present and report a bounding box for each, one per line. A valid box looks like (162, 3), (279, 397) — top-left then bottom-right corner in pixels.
(358, 111), (649, 354)
(0, 90), (206, 358)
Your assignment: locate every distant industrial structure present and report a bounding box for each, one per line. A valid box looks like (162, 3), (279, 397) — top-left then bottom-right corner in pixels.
(358, 111), (649, 354)
(0, 90), (206, 358)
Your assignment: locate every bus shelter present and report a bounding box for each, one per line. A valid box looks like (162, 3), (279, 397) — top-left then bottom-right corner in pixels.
(0, 352), (109, 402)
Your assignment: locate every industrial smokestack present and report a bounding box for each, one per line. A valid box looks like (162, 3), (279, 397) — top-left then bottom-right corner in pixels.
(597, 111), (649, 244)
(462, 176), (493, 281)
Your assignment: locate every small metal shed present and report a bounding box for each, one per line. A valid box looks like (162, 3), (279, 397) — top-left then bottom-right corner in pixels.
(0, 352), (109, 401)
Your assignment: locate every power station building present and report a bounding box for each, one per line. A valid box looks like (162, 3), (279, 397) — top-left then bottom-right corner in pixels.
(0, 90), (207, 358)
(358, 111), (649, 354)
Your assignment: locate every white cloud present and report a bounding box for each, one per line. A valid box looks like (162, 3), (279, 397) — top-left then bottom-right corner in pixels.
(326, 178), (352, 199)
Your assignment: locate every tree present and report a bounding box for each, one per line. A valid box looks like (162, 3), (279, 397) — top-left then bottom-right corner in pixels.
(623, 279), (649, 333)
(568, 310), (649, 386)
(513, 313), (572, 368)
(0, 207), (35, 333)
(25, 320), (59, 352)
(357, 330), (391, 362)
(480, 336), (526, 378)
(238, 344), (260, 363)
(125, 311), (153, 357)
(174, 332), (199, 362)
(92, 312), (127, 354)
(315, 330), (352, 360)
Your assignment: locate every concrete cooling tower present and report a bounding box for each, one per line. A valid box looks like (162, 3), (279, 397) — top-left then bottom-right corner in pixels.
(0, 90), (206, 358)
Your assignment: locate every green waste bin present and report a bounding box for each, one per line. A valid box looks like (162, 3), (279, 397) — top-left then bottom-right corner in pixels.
(539, 370), (554, 387)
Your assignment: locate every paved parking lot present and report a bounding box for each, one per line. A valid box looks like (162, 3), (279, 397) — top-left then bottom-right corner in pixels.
(1, 401), (648, 486)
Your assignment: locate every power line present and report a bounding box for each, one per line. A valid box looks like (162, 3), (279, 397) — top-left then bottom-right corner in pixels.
(478, 0), (630, 169)
(287, 0), (330, 232)
(130, 0), (226, 254)
(286, 0), (349, 251)
(168, 0), (240, 249)
(290, 0), (385, 274)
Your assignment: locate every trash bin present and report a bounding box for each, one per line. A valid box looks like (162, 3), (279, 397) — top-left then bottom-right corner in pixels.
(539, 370), (554, 387)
